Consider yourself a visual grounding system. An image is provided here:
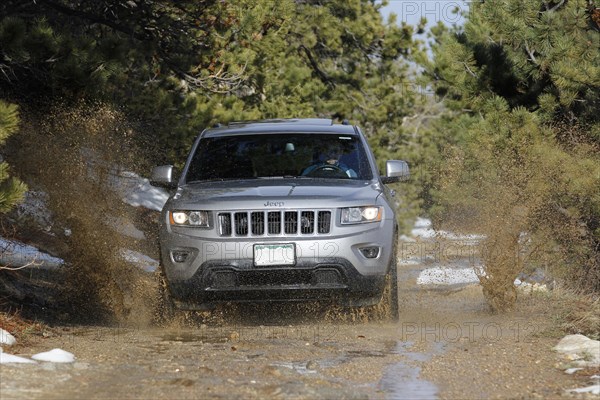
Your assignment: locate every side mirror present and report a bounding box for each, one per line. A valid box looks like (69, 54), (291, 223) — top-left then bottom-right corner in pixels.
(150, 165), (177, 189)
(381, 160), (410, 184)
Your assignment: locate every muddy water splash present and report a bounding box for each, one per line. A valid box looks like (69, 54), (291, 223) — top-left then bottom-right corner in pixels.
(9, 103), (158, 325)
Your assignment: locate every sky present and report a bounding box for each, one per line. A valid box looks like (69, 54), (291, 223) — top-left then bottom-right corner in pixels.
(379, 0), (468, 31)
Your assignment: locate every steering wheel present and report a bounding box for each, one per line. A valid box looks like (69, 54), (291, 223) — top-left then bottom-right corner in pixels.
(304, 164), (348, 178)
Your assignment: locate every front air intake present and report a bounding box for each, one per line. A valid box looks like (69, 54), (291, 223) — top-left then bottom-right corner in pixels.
(217, 210), (332, 237)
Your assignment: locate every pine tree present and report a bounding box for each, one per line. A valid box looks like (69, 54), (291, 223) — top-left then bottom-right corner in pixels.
(0, 100), (26, 213)
(1, 1), (427, 232)
(422, 0), (600, 306)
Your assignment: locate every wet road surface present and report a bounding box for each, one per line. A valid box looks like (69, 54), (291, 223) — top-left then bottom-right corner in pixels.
(0, 251), (582, 399)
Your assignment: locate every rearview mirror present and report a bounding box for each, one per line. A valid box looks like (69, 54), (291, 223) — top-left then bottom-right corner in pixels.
(150, 165), (177, 189)
(381, 160), (410, 184)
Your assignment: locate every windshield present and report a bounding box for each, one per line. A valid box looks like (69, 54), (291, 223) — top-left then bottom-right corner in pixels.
(186, 133), (373, 182)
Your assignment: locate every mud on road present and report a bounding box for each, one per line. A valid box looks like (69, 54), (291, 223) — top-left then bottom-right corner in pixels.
(0, 257), (588, 399)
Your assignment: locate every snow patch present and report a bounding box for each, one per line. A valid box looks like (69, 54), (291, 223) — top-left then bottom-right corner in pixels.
(14, 191), (53, 229)
(417, 267), (480, 286)
(567, 384), (600, 395)
(0, 328), (16, 346)
(410, 217), (436, 239)
(564, 367), (583, 374)
(106, 216), (146, 240)
(31, 348), (75, 363)
(0, 352), (36, 364)
(113, 171), (168, 212)
(416, 267), (550, 290)
(0, 237), (64, 270)
(119, 249), (159, 273)
(411, 217), (485, 241)
(555, 334), (600, 368)
(398, 256), (421, 266)
(513, 279), (548, 293)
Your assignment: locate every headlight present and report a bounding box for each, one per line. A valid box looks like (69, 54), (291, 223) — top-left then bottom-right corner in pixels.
(169, 210), (210, 227)
(341, 206), (382, 224)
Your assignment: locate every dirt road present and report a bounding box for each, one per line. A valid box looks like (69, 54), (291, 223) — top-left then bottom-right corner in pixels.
(0, 254), (589, 399)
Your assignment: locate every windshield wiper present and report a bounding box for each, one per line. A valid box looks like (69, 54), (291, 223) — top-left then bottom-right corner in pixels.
(255, 175), (310, 179)
(186, 177), (258, 184)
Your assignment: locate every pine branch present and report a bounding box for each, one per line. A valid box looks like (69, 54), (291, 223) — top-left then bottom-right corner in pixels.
(298, 45), (335, 87)
(37, 0), (148, 41)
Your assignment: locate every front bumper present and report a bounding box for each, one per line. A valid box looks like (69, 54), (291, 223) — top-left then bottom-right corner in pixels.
(167, 257), (386, 309)
(159, 218), (396, 309)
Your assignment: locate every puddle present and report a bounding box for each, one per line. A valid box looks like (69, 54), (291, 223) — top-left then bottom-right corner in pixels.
(160, 331), (231, 344)
(270, 361), (319, 375)
(379, 341), (440, 399)
(269, 349), (386, 377)
(345, 349), (387, 358)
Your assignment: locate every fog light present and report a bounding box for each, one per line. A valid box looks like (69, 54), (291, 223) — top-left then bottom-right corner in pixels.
(360, 246), (380, 259)
(171, 250), (190, 263)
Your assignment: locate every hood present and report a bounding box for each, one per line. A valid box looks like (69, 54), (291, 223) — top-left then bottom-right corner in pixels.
(169, 179), (382, 209)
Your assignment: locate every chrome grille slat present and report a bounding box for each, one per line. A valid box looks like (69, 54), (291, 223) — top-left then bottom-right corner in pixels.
(219, 213), (232, 236)
(251, 212), (265, 235)
(218, 210), (332, 237)
(284, 211), (298, 234)
(318, 211), (331, 234)
(234, 212), (248, 236)
(300, 211), (314, 234)
(268, 211), (281, 234)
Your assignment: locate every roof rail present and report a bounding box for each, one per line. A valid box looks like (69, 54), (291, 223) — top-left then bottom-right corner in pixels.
(228, 118), (333, 126)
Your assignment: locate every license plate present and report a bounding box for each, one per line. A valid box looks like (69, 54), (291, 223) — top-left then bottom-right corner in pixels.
(254, 243), (295, 267)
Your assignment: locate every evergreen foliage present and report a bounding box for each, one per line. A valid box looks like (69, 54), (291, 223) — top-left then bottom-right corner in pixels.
(423, 0), (600, 305)
(0, 100), (26, 213)
(1, 0), (427, 232)
(3, 0), (598, 302)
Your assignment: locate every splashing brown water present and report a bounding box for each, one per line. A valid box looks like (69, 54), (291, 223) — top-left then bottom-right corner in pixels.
(436, 129), (600, 313)
(4, 102), (403, 327)
(8, 102), (158, 325)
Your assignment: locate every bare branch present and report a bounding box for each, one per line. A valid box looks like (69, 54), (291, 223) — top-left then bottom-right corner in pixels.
(463, 62), (478, 79)
(0, 258), (41, 271)
(524, 41), (538, 65)
(549, 0), (566, 12)
(179, 63), (249, 94)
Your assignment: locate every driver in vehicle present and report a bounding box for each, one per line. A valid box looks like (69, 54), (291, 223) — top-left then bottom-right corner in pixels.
(301, 144), (358, 178)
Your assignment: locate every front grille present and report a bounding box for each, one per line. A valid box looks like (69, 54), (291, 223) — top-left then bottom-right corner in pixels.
(218, 210), (332, 237)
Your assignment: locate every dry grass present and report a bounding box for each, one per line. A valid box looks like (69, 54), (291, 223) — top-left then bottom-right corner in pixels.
(557, 291), (600, 340)
(0, 310), (46, 344)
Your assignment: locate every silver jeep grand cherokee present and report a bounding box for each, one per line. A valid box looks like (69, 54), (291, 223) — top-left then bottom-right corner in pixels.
(151, 119), (409, 320)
